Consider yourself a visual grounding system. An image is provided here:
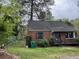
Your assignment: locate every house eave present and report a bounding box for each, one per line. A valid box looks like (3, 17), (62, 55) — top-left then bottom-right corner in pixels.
(28, 29), (50, 32)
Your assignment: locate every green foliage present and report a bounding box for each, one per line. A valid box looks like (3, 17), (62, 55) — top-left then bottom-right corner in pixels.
(48, 38), (55, 46)
(10, 40), (25, 47)
(73, 38), (79, 43)
(64, 20), (73, 26)
(37, 39), (49, 47)
(25, 36), (32, 48)
(46, 10), (54, 21)
(71, 19), (79, 29)
(0, 0), (21, 45)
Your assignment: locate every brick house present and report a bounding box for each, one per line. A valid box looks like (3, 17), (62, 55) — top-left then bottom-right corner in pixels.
(27, 21), (78, 44)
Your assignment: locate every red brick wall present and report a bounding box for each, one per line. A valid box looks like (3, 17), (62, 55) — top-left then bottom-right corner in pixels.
(44, 32), (51, 39)
(29, 31), (51, 40)
(29, 31), (37, 39)
(28, 31), (76, 44)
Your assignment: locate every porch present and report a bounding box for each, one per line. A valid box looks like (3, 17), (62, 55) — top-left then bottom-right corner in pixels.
(52, 32), (79, 45)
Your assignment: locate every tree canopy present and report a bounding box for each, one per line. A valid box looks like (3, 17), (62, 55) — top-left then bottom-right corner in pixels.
(18, 0), (54, 21)
(0, 0), (21, 45)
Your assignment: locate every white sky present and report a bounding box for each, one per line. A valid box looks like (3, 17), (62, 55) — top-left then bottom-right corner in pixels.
(0, 0), (10, 5)
(51, 0), (79, 19)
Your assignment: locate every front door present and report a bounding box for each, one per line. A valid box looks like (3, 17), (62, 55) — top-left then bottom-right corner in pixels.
(53, 32), (61, 44)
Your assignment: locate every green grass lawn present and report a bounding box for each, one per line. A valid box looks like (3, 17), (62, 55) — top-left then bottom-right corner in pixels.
(7, 40), (79, 59)
(7, 47), (79, 59)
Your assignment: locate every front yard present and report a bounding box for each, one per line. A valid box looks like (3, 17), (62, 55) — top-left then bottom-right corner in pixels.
(7, 47), (79, 59)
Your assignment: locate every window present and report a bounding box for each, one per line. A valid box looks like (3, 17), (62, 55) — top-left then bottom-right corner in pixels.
(69, 32), (73, 38)
(65, 33), (68, 38)
(37, 32), (43, 39)
(65, 32), (74, 38)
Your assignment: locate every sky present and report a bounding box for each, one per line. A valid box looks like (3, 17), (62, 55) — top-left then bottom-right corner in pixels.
(0, 0), (10, 5)
(51, 0), (79, 20)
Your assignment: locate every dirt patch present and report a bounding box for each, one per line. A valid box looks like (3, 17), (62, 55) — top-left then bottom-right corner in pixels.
(0, 49), (19, 59)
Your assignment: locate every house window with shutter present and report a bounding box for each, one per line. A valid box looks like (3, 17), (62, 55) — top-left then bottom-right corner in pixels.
(37, 32), (43, 39)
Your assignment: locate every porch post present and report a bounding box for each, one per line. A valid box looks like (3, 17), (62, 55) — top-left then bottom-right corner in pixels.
(73, 32), (76, 38)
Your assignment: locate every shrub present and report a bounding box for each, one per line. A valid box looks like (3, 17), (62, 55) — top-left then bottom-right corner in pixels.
(25, 36), (32, 48)
(48, 38), (55, 46)
(74, 38), (79, 43)
(36, 39), (49, 47)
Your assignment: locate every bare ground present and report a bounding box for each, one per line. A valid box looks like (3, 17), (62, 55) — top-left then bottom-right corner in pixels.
(0, 49), (19, 59)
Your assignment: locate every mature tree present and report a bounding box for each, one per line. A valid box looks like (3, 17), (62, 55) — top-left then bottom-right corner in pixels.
(0, 0), (21, 46)
(18, 0), (54, 21)
(57, 18), (73, 26)
(71, 18), (79, 29)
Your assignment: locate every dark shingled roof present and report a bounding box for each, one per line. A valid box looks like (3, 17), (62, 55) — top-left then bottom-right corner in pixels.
(28, 21), (77, 32)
